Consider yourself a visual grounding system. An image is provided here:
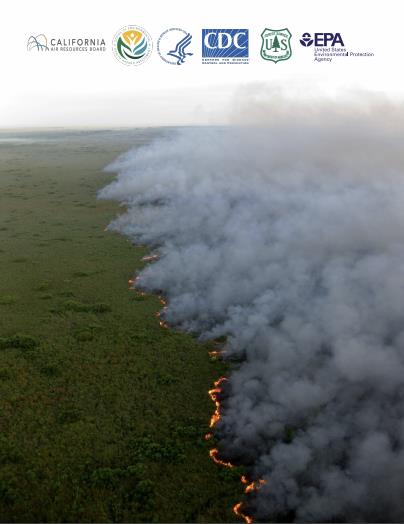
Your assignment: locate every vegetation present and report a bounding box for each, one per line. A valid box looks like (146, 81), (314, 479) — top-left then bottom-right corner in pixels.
(0, 132), (241, 522)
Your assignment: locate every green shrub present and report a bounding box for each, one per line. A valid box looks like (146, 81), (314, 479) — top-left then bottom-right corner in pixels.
(34, 282), (50, 292)
(0, 478), (16, 503)
(90, 303), (111, 313)
(90, 467), (125, 487)
(173, 425), (201, 439)
(72, 271), (91, 278)
(0, 437), (22, 465)
(58, 290), (75, 297)
(156, 373), (178, 385)
(134, 479), (155, 504)
(61, 300), (90, 312)
(61, 300), (111, 314)
(57, 408), (81, 425)
(90, 464), (145, 487)
(74, 330), (94, 342)
(0, 295), (16, 305)
(39, 365), (59, 377)
(39, 293), (53, 300)
(0, 369), (11, 380)
(129, 436), (185, 463)
(219, 467), (242, 482)
(0, 334), (39, 351)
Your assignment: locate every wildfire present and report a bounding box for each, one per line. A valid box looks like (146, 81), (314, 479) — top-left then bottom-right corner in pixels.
(208, 350), (226, 361)
(242, 477), (267, 494)
(208, 377), (227, 428)
(155, 308), (169, 329)
(128, 277), (146, 295)
(206, 375), (267, 524)
(159, 296), (167, 306)
(141, 254), (159, 262)
(128, 269), (265, 524)
(128, 276), (142, 287)
(233, 478), (266, 524)
(209, 448), (234, 468)
(245, 482), (256, 494)
(233, 502), (253, 524)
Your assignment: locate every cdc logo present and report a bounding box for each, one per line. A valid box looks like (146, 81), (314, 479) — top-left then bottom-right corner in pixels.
(202, 29), (249, 64)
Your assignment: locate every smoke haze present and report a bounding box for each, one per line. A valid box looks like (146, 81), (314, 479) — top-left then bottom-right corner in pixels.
(99, 93), (404, 522)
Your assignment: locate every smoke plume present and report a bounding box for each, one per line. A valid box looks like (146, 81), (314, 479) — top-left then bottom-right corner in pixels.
(99, 93), (404, 522)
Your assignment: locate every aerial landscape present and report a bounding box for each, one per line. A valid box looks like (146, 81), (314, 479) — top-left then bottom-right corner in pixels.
(2, 0), (403, 521)
(0, 129), (242, 522)
(2, 106), (404, 523)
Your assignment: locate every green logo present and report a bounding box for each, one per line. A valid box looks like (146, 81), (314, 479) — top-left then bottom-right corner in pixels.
(261, 28), (292, 63)
(112, 25), (153, 66)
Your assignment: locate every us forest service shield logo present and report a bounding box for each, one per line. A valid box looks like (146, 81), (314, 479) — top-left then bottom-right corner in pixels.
(261, 28), (292, 63)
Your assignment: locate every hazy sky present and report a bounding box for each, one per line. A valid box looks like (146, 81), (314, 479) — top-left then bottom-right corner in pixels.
(1, 0), (403, 127)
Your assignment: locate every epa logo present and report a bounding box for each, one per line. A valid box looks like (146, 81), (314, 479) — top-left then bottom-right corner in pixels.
(300, 32), (345, 47)
(202, 29), (249, 63)
(300, 33), (314, 46)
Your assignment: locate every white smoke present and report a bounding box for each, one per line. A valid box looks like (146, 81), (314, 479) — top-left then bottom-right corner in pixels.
(99, 93), (404, 522)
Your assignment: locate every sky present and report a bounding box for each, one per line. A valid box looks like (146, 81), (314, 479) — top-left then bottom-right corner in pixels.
(1, 0), (403, 127)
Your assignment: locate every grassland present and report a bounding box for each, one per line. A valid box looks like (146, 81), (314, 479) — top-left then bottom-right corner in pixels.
(0, 130), (241, 522)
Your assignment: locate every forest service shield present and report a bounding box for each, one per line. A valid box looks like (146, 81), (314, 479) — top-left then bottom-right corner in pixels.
(261, 28), (292, 63)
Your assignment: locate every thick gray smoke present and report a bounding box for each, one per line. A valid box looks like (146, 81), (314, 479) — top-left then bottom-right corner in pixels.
(99, 99), (404, 522)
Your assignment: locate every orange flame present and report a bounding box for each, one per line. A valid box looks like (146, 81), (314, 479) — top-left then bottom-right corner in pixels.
(159, 297), (167, 306)
(128, 268), (264, 524)
(206, 373), (267, 524)
(208, 350), (226, 360)
(209, 448), (234, 468)
(233, 502), (253, 524)
(155, 309), (169, 329)
(208, 377), (227, 428)
(141, 254), (159, 262)
(245, 482), (256, 494)
(128, 276), (142, 287)
(128, 278), (147, 295)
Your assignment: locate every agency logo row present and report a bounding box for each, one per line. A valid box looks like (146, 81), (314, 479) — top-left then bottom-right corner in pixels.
(27, 27), (374, 65)
(115, 26), (293, 65)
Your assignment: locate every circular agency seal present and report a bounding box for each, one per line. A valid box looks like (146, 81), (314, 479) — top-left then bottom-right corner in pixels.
(112, 25), (153, 65)
(157, 28), (193, 65)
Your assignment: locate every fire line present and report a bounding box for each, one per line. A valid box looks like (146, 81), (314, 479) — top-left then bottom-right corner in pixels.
(128, 270), (264, 524)
(206, 367), (266, 523)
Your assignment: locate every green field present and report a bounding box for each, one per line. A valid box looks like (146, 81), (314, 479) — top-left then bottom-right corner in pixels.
(0, 130), (241, 522)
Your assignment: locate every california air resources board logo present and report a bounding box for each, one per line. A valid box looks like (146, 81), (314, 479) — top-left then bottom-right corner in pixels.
(27, 34), (49, 51)
(113, 25), (152, 65)
(261, 28), (292, 63)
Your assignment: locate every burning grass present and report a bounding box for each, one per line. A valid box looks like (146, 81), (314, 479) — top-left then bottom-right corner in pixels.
(205, 362), (267, 523)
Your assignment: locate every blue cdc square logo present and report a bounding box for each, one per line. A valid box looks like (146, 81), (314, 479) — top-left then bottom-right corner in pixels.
(202, 29), (249, 58)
